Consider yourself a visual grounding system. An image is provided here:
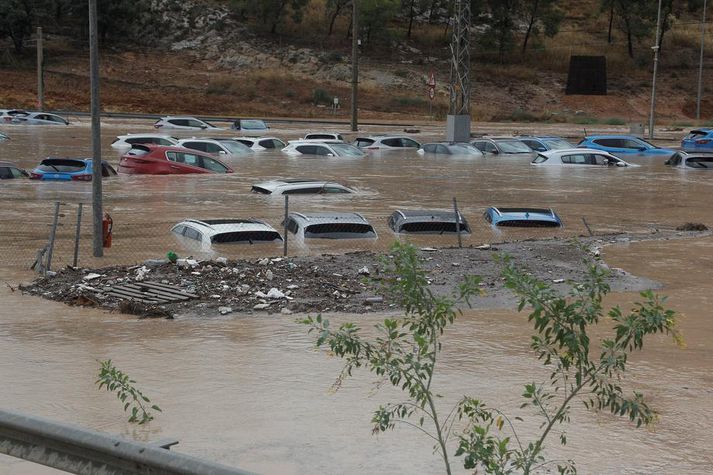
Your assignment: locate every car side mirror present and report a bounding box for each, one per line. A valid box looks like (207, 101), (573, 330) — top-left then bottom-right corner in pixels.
(218, 151), (227, 155)
(327, 153), (334, 157)
(201, 125), (207, 129)
(616, 162), (627, 167)
(638, 147), (646, 151)
(491, 150), (499, 155)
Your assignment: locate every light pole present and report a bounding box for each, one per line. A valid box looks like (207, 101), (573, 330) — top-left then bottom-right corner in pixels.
(350, 0), (358, 132)
(89, 0), (103, 257)
(697, 0), (708, 121)
(648, 0), (664, 140)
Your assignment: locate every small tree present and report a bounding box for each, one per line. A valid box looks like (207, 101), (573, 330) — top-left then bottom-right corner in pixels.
(96, 360), (161, 425)
(302, 242), (681, 473)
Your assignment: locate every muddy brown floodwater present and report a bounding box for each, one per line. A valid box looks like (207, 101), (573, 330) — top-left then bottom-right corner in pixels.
(0, 120), (711, 474)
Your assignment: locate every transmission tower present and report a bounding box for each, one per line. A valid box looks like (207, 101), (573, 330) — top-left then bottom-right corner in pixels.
(446, 0), (471, 142)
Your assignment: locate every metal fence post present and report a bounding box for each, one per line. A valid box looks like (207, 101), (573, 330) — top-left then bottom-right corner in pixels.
(73, 203), (83, 267)
(283, 195), (289, 257)
(45, 201), (61, 275)
(453, 197), (462, 248)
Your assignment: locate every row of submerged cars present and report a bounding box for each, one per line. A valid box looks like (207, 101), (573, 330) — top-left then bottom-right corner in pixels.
(170, 206), (563, 250)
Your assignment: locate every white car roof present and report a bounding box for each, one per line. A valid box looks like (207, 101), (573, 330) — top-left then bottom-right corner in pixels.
(542, 148), (618, 158)
(162, 116), (205, 120)
(253, 179), (347, 192)
(174, 219), (277, 236)
(117, 133), (176, 140)
(287, 139), (345, 145)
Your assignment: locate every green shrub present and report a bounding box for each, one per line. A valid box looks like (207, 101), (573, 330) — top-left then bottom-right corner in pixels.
(312, 88), (332, 106)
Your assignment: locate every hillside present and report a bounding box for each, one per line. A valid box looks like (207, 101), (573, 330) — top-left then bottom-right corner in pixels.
(0, 0), (711, 124)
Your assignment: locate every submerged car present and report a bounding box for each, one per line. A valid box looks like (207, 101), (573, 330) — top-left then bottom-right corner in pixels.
(484, 207), (562, 228)
(0, 109), (28, 123)
(282, 140), (365, 157)
(234, 136), (286, 151)
(177, 138), (253, 158)
(353, 135), (421, 150)
(681, 129), (713, 152)
(578, 135), (676, 160)
(153, 116), (221, 130)
(517, 136), (575, 152)
(251, 179), (354, 195)
(283, 212), (377, 239)
(667, 151), (713, 169)
(471, 137), (536, 158)
(232, 119), (269, 131)
(12, 112), (69, 126)
(118, 144), (233, 175)
(531, 148), (633, 167)
(30, 158), (117, 181)
(0, 161), (28, 179)
(111, 134), (179, 150)
(418, 142), (483, 156)
(0, 131), (8, 142)
(171, 219), (282, 247)
(388, 209), (471, 234)
(303, 132), (344, 141)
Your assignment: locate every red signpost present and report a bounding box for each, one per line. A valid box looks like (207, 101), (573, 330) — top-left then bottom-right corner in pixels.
(427, 71), (436, 117)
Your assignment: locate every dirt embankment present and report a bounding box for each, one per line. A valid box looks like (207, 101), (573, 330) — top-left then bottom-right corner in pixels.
(21, 233), (683, 319)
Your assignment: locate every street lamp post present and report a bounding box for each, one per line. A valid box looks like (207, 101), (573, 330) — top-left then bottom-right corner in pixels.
(350, 0), (358, 132)
(697, 0), (708, 121)
(648, 0), (664, 140)
(89, 0), (103, 257)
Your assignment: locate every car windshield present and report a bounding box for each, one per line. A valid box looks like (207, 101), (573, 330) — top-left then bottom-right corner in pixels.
(634, 137), (657, 149)
(686, 157), (713, 168)
(685, 131), (709, 139)
(212, 231), (281, 243)
(495, 140), (532, 153)
(202, 120), (217, 128)
(330, 143), (363, 157)
(449, 144), (481, 154)
(240, 120), (267, 130)
(541, 138), (573, 150)
(305, 223), (375, 238)
(37, 159), (85, 172)
(220, 140), (252, 154)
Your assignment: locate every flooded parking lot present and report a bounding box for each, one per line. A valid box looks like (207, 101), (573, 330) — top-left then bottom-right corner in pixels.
(0, 120), (712, 473)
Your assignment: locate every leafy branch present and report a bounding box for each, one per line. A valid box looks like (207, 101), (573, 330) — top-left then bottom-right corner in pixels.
(96, 359), (161, 425)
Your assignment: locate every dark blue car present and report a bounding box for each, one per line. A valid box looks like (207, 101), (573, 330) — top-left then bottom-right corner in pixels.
(578, 135), (676, 160)
(30, 158), (117, 181)
(681, 129), (713, 152)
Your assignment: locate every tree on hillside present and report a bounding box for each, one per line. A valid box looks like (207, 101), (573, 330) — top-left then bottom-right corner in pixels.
(612, 0), (656, 58)
(359, 0), (400, 47)
(230, 0), (310, 35)
(326, 0), (351, 36)
(64, 0), (150, 42)
(520, 0), (564, 53)
(477, 0), (520, 62)
(0, 0), (35, 53)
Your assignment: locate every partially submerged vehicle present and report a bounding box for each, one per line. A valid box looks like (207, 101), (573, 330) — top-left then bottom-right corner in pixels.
(417, 142), (483, 156)
(353, 135), (421, 150)
(681, 129), (713, 152)
(667, 151), (713, 169)
(234, 136), (286, 151)
(118, 145), (233, 175)
(30, 158), (117, 181)
(517, 136), (575, 152)
(0, 161), (29, 179)
(177, 138), (253, 158)
(111, 134), (179, 150)
(153, 116), (221, 130)
(232, 119), (269, 131)
(471, 137), (536, 159)
(0, 109), (29, 123)
(303, 132), (344, 141)
(388, 209), (471, 234)
(11, 112), (69, 126)
(484, 207), (562, 227)
(578, 135), (676, 160)
(531, 149), (633, 167)
(282, 140), (364, 157)
(171, 219), (282, 247)
(0, 131), (8, 142)
(283, 212), (377, 239)
(251, 179), (354, 195)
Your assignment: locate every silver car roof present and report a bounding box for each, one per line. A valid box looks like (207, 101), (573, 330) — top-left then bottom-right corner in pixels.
(287, 212), (370, 225)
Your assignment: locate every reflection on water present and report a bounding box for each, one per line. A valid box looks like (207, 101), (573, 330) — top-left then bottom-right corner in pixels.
(0, 121), (711, 474)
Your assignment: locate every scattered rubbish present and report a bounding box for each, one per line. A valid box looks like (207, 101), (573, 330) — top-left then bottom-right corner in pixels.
(177, 258), (198, 268)
(167, 251), (178, 263)
(676, 222), (708, 231)
(135, 266), (150, 281)
(420, 247), (438, 252)
(357, 266), (370, 276)
(266, 288), (286, 299)
(475, 244), (491, 250)
(215, 257), (228, 266)
(364, 296), (384, 305)
(145, 259), (168, 266)
(258, 258), (270, 266)
(218, 306), (233, 315)
(451, 263), (461, 267)
(253, 303), (271, 310)
(83, 273), (102, 281)
(552, 279), (565, 284)
(266, 270), (274, 281)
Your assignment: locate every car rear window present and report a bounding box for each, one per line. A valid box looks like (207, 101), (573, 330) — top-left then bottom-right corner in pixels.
(686, 157), (713, 168)
(212, 231), (281, 243)
(306, 134), (335, 140)
(498, 208), (552, 214)
(37, 159), (86, 172)
(399, 222), (470, 233)
(497, 220), (560, 228)
(685, 131), (709, 139)
(304, 223), (376, 238)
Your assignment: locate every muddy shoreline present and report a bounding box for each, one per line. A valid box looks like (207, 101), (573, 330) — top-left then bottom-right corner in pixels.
(21, 230), (707, 319)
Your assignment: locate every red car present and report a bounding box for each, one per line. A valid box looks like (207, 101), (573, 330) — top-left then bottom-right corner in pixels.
(118, 144), (234, 175)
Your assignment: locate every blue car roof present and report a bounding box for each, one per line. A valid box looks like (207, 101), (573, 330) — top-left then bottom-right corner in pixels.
(583, 135), (645, 140)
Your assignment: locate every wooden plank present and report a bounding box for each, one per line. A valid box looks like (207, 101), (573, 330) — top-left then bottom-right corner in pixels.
(125, 282), (196, 299)
(121, 285), (190, 301)
(139, 282), (199, 298)
(106, 288), (165, 303)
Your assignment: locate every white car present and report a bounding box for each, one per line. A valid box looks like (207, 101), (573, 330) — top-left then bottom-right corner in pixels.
(531, 148), (633, 167)
(177, 138), (253, 158)
(11, 112), (69, 126)
(171, 219), (282, 248)
(283, 212), (377, 239)
(282, 140), (364, 157)
(234, 136), (286, 151)
(0, 109), (29, 123)
(111, 134), (179, 151)
(154, 116), (221, 130)
(667, 151), (713, 169)
(251, 179), (354, 195)
(303, 132), (345, 141)
(353, 135), (421, 150)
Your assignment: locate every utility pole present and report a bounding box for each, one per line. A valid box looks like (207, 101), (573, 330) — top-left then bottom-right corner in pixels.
(89, 0), (103, 257)
(446, 0), (471, 143)
(648, 0), (664, 140)
(350, 0), (358, 132)
(697, 0), (708, 121)
(36, 27), (44, 111)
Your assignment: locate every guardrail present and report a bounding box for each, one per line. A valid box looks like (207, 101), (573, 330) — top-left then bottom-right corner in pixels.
(0, 409), (253, 475)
